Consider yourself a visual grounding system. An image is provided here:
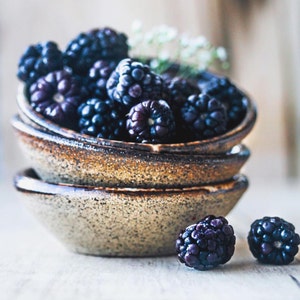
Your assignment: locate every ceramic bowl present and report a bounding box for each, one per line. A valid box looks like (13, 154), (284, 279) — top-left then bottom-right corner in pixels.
(16, 84), (257, 154)
(12, 115), (250, 188)
(14, 168), (248, 257)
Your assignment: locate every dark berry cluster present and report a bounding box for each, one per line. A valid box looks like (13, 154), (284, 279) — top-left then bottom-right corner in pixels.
(106, 58), (164, 107)
(17, 26), (248, 142)
(17, 41), (64, 87)
(180, 93), (228, 140)
(126, 100), (175, 143)
(29, 70), (87, 129)
(201, 76), (247, 128)
(64, 27), (128, 75)
(78, 98), (127, 140)
(177, 215), (299, 271)
(248, 216), (300, 265)
(176, 215), (236, 270)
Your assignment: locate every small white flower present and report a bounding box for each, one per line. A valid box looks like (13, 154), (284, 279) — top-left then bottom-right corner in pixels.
(179, 34), (190, 48)
(158, 50), (170, 61)
(145, 31), (155, 44)
(129, 21), (229, 74)
(216, 47), (227, 61)
(149, 58), (160, 69)
(198, 50), (213, 66)
(164, 26), (178, 42)
(191, 36), (209, 49)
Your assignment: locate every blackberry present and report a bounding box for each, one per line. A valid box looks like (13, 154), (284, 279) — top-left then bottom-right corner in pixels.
(180, 93), (228, 140)
(176, 215), (236, 271)
(166, 76), (200, 112)
(78, 97), (127, 140)
(63, 27), (128, 75)
(85, 60), (118, 99)
(28, 70), (87, 129)
(17, 41), (63, 85)
(201, 77), (247, 128)
(106, 58), (164, 107)
(196, 70), (219, 88)
(248, 216), (300, 265)
(126, 99), (176, 144)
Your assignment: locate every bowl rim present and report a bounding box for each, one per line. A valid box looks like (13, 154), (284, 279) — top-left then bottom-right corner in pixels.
(17, 83), (257, 153)
(14, 168), (249, 195)
(12, 114), (251, 159)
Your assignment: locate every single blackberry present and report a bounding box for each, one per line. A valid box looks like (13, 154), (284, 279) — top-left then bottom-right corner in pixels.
(85, 60), (118, 99)
(176, 215), (236, 271)
(126, 99), (176, 144)
(201, 77), (247, 129)
(78, 97), (127, 140)
(17, 41), (64, 85)
(28, 70), (87, 129)
(64, 27), (128, 75)
(106, 58), (164, 107)
(166, 77), (200, 111)
(248, 216), (300, 265)
(180, 93), (228, 140)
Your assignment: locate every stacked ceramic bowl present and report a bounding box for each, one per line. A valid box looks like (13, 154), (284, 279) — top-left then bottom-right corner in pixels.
(13, 84), (256, 257)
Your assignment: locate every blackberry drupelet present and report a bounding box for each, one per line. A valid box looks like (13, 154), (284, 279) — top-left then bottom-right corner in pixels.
(126, 99), (176, 143)
(106, 58), (164, 107)
(28, 70), (87, 129)
(64, 27), (128, 75)
(248, 216), (300, 265)
(180, 93), (228, 140)
(201, 77), (247, 129)
(17, 41), (64, 85)
(78, 97), (127, 140)
(176, 215), (236, 271)
(85, 60), (118, 99)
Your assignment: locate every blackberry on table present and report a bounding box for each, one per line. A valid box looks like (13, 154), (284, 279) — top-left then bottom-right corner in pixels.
(78, 97), (127, 140)
(126, 99), (176, 144)
(85, 59), (118, 99)
(248, 216), (300, 265)
(63, 27), (128, 75)
(180, 93), (228, 141)
(17, 41), (64, 86)
(28, 70), (87, 129)
(106, 58), (164, 107)
(201, 76), (247, 129)
(176, 215), (236, 271)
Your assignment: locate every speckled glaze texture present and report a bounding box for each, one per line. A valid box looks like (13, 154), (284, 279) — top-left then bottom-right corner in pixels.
(12, 115), (250, 188)
(14, 169), (248, 257)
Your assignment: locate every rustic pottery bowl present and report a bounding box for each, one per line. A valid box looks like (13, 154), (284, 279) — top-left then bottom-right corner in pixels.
(14, 168), (248, 257)
(12, 115), (250, 188)
(16, 84), (257, 154)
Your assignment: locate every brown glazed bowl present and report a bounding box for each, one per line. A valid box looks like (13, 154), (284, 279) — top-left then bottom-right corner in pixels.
(14, 168), (248, 257)
(17, 84), (257, 154)
(12, 115), (250, 188)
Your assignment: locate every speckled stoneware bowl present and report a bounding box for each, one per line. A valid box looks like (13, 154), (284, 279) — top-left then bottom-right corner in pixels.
(14, 168), (248, 257)
(12, 115), (250, 188)
(17, 84), (257, 154)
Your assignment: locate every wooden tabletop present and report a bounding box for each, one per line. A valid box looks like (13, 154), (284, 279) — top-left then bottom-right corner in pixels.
(1, 177), (299, 300)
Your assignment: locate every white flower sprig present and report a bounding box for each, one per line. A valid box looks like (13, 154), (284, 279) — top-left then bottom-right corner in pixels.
(129, 21), (229, 76)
